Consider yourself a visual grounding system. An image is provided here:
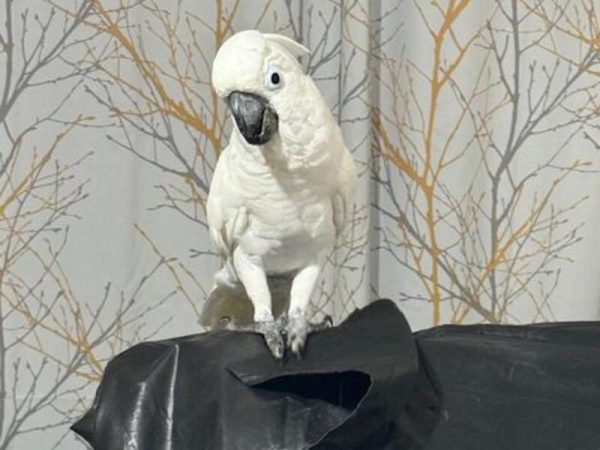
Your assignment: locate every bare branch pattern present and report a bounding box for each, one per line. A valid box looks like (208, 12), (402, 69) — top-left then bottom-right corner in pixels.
(373, 0), (600, 326)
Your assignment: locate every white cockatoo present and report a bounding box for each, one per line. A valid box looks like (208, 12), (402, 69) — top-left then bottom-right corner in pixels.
(201, 30), (357, 358)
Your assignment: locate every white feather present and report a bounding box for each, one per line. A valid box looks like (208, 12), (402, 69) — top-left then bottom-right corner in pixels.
(204, 30), (357, 330)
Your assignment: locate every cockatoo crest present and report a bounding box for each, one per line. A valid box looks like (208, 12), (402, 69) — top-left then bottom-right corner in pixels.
(263, 33), (310, 59)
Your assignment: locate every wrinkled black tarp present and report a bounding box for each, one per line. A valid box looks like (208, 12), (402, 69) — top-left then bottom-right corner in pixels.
(73, 300), (430, 450)
(416, 322), (600, 450)
(73, 300), (600, 450)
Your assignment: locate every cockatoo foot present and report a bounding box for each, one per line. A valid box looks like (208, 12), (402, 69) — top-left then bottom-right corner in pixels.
(220, 316), (286, 358)
(285, 313), (332, 357)
(254, 319), (286, 359)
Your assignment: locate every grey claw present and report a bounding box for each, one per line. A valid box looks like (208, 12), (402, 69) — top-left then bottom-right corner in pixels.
(255, 320), (285, 359)
(286, 315), (309, 357)
(319, 315), (333, 330)
(227, 317), (288, 359)
(266, 333), (285, 359)
(286, 314), (332, 357)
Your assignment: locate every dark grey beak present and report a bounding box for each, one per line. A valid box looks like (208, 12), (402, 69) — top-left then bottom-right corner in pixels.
(228, 91), (278, 145)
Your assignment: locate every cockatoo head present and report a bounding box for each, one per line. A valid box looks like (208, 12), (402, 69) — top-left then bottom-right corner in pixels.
(211, 30), (310, 146)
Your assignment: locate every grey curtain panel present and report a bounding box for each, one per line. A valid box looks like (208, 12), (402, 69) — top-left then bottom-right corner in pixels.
(1, 0), (599, 448)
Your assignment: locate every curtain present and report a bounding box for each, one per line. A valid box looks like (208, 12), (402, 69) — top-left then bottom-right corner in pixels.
(1, 0), (598, 447)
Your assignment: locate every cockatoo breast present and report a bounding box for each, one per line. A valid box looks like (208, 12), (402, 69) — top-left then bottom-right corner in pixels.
(220, 131), (338, 274)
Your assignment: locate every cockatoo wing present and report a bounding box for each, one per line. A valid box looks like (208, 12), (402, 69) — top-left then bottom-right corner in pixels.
(207, 147), (249, 259)
(203, 146), (252, 329)
(332, 147), (358, 237)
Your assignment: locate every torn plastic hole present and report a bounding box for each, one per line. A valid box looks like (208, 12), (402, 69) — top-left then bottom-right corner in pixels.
(255, 370), (371, 410)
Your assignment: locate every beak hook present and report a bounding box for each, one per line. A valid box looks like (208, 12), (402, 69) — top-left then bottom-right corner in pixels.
(228, 91), (278, 145)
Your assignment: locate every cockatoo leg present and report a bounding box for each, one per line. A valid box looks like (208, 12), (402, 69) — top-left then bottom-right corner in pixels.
(286, 263), (330, 355)
(233, 247), (285, 358)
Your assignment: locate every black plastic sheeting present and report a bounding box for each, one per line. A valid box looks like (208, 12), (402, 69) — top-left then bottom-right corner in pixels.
(73, 300), (600, 450)
(73, 300), (431, 449)
(417, 322), (600, 450)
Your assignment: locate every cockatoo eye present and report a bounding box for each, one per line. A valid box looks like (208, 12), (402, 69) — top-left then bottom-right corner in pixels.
(266, 68), (282, 90)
